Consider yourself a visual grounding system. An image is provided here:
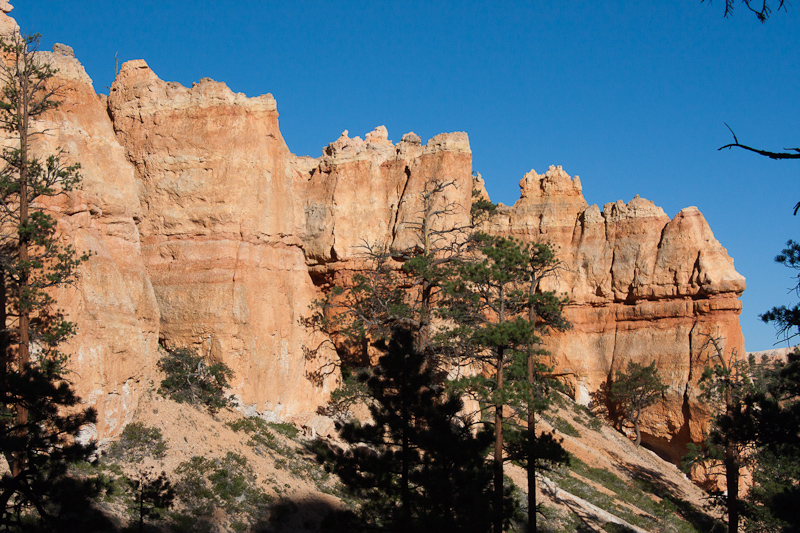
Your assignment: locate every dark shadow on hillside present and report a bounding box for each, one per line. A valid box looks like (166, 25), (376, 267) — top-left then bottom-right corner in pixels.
(252, 496), (368, 533)
(610, 453), (719, 532)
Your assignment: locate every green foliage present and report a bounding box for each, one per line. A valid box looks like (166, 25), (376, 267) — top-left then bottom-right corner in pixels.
(441, 232), (570, 532)
(125, 466), (174, 532)
(320, 365), (372, 421)
(760, 240), (800, 343)
(745, 443), (800, 531)
(157, 347), (234, 413)
(173, 452), (272, 528)
(571, 403), (605, 431)
(683, 336), (770, 532)
(309, 181), (570, 532)
(227, 417), (278, 451)
(549, 416), (581, 438)
(745, 241), (800, 531)
(268, 422), (299, 439)
(548, 457), (714, 532)
(737, 349), (800, 532)
(318, 330), (501, 532)
(107, 422), (167, 463)
(608, 361), (668, 447)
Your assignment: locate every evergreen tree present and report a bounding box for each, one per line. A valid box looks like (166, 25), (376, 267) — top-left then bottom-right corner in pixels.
(307, 177), (480, 417)
(685, 336), (762, 533)
(760, 240), (800, 343)
(126, 468), (174, 533)
(310, 181), (569, 532)
(307, 177), (476, 369)
(743, 239), (800, 531)
(0, 33), (95, 528)
(441, 233), (569, 533)
(320, 329), (498, 532)
(608, 361), (668, 447)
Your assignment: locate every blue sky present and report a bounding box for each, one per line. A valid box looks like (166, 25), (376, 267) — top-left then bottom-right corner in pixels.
(13, 1), (800, 351)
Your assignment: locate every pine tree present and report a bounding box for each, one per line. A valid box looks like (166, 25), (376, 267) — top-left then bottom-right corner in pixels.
(307, 177), (476, 367)
(685, 336), (761, 533)
(0, 33), (95, 528)
(441, 233), (569, 533)
(609, 361), (668, 447)
(320, 329), (497, 532)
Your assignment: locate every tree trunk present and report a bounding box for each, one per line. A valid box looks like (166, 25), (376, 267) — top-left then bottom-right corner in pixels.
(494, 349), (504, 533)
(527, 278), (537, 533)
(527, 355), (537, 533)
(725, 446), (739, 533)
(12, 66), (30, 479)
(724, 381), (738, 533)
(0, 263), (8, 372)
(400, 353), (411, 530)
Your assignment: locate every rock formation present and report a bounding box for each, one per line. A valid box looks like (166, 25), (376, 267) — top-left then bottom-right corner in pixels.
(106, 60), (339, 423)
(484, 166), (745, 461)
(0, 6), (745, 462)
(9, 43), (161, 439)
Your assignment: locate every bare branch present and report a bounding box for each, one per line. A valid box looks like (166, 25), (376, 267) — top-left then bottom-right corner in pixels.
(719, 123), (800, 160)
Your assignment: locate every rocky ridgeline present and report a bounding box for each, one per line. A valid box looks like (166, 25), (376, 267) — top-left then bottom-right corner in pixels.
(9, 9), (744, 463)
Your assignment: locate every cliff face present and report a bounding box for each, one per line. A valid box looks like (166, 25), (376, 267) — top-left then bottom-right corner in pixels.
(11, 22), (744, 458)
(484, 166), (745, 460)
(24, 46), (160, 439)
(106, 60), (338, 423)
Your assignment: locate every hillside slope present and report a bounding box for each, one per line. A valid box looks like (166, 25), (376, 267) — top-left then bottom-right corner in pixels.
(89, 385), (717, 532)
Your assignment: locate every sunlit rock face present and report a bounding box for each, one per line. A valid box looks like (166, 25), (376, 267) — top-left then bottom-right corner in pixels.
(483, 165), (745, 462)
(27, 47), (160, 439)
(7, 5), (744, 461)
(106, 59), (338, 424)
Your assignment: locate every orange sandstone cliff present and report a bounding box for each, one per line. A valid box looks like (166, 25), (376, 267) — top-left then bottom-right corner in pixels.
(6, 9), (744, 460)
(485, 167), (745, 461)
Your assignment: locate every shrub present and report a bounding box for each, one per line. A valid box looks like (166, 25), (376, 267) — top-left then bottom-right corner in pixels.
(227, 417), (277, 449)
(157, 347), (235, 413)
(268, 421), (299, 439)
(107, 422), (168, 463)
(550, 416), (581, 437)
(174, 452), (272, 526)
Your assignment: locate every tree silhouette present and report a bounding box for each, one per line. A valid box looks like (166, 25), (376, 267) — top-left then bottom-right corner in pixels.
(685, 336), (762, 533)
(704, 0), (788, 22)
(319, 329), (500, 532)
(745, 243), (800, 531)
(441, 233), (569, 533)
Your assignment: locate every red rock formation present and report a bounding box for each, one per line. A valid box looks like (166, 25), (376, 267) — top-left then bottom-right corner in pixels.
(0, 6), (745, 460)
(484, 165), (745, 461)
(22, 45), (159, 439)
(106, 59), (341, 424)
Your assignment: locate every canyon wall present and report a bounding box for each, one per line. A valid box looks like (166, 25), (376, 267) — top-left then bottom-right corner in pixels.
(484, 167), (745, 460)
(4, 6), (744, 459)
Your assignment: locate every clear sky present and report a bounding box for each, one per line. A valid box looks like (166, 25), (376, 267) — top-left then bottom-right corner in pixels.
(12, 1), (800, 351)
